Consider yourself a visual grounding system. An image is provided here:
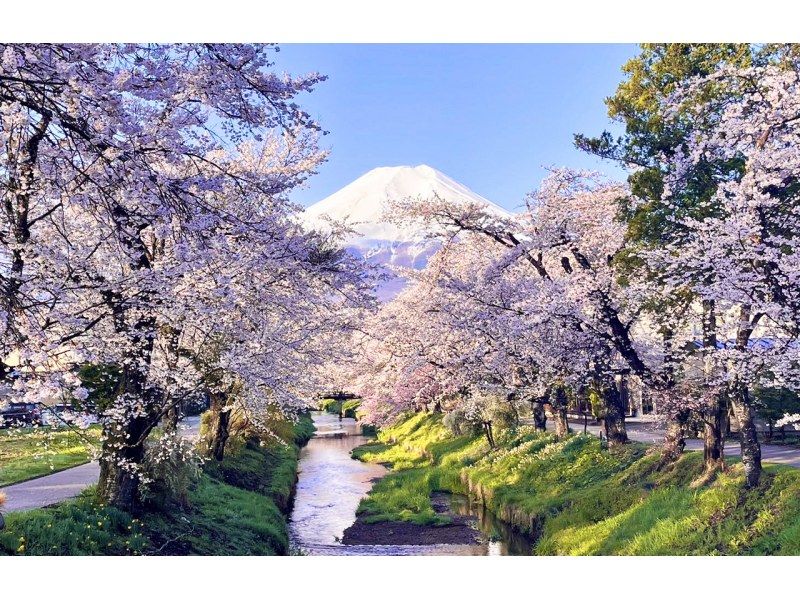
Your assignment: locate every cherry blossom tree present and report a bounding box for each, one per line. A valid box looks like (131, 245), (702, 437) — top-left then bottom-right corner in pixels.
(0, 44), (375, 510)
(385, 170), (672, 446)
(653, 60), (800, 486)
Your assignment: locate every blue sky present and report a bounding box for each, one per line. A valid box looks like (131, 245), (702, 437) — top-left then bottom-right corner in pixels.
(275, 44), (638, 211)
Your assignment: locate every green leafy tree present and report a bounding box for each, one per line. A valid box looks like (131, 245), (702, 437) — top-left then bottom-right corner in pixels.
(575, 44), (763, 469)
(575, 43), (756, 250)
(752, 387), (800, 441)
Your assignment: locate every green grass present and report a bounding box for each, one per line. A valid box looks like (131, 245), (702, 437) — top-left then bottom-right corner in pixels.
(0, 414), (315, 556)
(318, 398), (361, 418)
(0, 425), (102, 487)
(205, 413), (315, 512)
(138, 474), (290, 555)
(341, 399), (361, 418)
(352, 413), (800, 555)
(0, 487), (147, 555)
(0, 475), (288, 556)
(319, 398), (342, 414)
(352, 414), (488, 524)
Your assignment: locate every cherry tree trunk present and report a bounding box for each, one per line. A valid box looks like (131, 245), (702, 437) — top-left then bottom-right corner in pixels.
(483, 421), (496, 449)
(96, 222), (161, 511)
(164, 403), (180, 432)
(729, 385), (762, 488)
(703, 393), (727, 474)
(549, 386), (571, 438)
(530, 400), (547, 431)
(97, 349), (158, 511)
(551, 406), (569, 438)
(97, 412), (152, 512)
(210, 409), (231, 461)
(602, 383), (628, 446)
(659, 326), (686, 465)
(661, 411), (689, 465)
(700, 299), (725, 474)
(207, 393), (232, 461)
(161, 326), (182, 434)
(729, 306), (762, 488)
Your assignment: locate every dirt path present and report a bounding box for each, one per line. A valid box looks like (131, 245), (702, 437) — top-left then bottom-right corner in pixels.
(2, 416), (202, 513)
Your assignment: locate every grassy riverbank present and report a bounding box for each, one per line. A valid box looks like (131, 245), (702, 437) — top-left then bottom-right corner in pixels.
(0, 426), (102, 487)
(352, 413), (800, 555)
(0, 414), (314, 556)
(319, 398), (361, 419)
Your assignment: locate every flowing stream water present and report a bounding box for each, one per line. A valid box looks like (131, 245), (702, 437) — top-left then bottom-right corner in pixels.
(288, 412), (534, 555)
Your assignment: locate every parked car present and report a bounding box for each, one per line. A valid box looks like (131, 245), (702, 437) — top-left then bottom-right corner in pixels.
(0, 402), (42, 428)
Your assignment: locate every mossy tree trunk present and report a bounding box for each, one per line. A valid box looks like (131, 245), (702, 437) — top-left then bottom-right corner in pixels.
(96, 307), (159, 512)
(701, 299), (726, 475)
(551, 407), (569, 438)
(590, 352), (627, 446)
(602, 381), (628, 446)
(483, 420), (496, 449)
(97, 415), (151, 511)
(661, 410), (689, 465)
(161, 325), (182, 434)
(207, 391), (232, 461)
(96, 207), (162, 513)
(530, 399), (547, 431)
(730, 304), (763, 488)
(703, 395), (727, 474)
(545, 386), (570, 439)
(659, 327), (686, 465)
(729, 383), (762, 488)
(164, 403), (180, 432)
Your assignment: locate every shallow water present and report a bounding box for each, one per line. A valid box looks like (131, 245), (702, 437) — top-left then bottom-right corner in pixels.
(288, 412), (534, 556)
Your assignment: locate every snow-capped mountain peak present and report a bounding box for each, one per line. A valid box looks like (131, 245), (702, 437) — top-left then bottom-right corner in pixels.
(301, 165), (511, 299)
(302, 165), (510, 247)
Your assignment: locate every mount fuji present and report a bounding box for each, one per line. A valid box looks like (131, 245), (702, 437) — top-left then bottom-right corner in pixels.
(301, 165), (512, 298)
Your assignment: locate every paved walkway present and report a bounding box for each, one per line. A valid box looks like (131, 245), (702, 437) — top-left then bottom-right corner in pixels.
(556, 418), (800, 469)
(2, 416), (201, 513)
